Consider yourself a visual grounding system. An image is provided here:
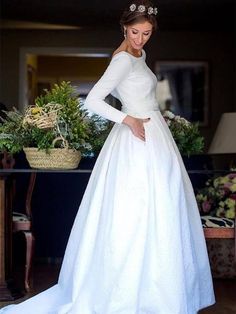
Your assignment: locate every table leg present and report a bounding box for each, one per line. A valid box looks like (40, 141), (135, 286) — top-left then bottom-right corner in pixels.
(0, 176), (23, 301)
(0, 177), (15, 300)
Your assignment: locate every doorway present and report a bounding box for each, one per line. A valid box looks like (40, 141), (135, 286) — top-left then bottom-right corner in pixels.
(19, 47), (113, 111)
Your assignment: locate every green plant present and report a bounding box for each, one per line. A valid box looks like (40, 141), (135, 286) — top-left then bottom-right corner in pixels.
(0, 108), (25, 154)
(86, 114), (113, 156)
(162, 110), (204, 157)
(0, 81), (90, 154)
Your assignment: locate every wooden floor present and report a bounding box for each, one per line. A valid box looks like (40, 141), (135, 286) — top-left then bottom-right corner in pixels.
(0, 263), (236, 313)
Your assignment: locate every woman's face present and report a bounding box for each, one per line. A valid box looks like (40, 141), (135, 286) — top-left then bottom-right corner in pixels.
(125, 20), (153, 50)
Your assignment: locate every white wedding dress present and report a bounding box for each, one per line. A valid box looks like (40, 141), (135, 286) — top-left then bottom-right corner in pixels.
(0, 49), (215, 314)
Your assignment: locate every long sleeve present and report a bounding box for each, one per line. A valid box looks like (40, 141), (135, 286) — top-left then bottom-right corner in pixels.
(84, 54), (132, 124)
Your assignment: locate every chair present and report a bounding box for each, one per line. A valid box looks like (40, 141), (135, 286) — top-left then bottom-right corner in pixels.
(1, 152), (36, 291)
(12, 172), (36, 291)
(202, 215), (236, 262)
(201, 216), (236, 276)
(11, 172), (36, 292)
(0, 152), (36, 292)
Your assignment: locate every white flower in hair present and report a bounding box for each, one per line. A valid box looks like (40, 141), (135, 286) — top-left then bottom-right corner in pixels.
(138, 5), (146, 12)
(130, 4), (136, 11)
(148, 7), (154, 15)
(129, 3), (158, 15)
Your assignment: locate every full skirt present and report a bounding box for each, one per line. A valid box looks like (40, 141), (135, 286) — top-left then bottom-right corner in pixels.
(0, 110), (215, 314)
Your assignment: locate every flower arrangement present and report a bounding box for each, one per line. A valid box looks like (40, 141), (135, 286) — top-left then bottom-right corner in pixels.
(162, 110), (204, 157)
(196, 173), (236, 219)
(0, 81), (90, 155)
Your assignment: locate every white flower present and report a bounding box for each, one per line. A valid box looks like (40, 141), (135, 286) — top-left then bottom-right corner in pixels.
(154, 7), (158, 15)
(83, 142), (93, 150)
(163, 110), (175, 119)
(179, 117), (190, 126)
(129, 4), (136, 12)
(147, 7), (154, 15)
(138, 5), (146, 13)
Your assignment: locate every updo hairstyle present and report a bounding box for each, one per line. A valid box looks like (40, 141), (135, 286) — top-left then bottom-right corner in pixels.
(119, 0), (158, 35)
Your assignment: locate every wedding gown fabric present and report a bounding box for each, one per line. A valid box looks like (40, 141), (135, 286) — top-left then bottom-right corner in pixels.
(0, 49), (215, 314)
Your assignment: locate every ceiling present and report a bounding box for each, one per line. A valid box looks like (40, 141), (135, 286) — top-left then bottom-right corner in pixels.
(0, 0), (235, 31)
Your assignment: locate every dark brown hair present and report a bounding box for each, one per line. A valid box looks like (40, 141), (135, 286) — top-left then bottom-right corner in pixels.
(120, 0), (158, 35)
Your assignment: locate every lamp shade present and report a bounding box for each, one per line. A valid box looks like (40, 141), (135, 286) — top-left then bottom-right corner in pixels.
(208, 112), (236, 154)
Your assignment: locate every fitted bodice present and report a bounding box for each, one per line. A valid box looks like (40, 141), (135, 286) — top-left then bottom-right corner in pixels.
(111, 49), (159, 116)
(84, 48), (159, 123)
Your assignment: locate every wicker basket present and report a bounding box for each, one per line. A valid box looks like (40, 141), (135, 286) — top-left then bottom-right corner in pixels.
(23, 147), (81, 169)
(23, 136), (82, 169)
(23, 103), (62, 130)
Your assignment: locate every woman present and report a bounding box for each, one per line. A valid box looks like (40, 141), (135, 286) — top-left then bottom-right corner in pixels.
(0, 1), (215, 313)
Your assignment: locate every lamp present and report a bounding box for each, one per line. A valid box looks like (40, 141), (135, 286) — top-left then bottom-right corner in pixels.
(208, 112), (236, 169)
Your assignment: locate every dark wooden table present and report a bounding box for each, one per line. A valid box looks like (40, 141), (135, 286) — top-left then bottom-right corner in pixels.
(0, 168), (92, 301)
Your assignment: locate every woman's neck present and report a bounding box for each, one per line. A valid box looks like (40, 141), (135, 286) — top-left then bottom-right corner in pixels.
(121, 41), (142, 57)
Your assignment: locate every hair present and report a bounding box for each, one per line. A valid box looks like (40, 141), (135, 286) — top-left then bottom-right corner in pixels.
(119, 0), (158, 35)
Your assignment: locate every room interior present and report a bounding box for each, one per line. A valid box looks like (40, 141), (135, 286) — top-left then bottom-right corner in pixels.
(0, 0), (236, 312)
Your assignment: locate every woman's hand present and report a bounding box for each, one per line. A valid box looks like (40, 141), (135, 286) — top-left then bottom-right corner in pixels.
(122, 115), (150, 141)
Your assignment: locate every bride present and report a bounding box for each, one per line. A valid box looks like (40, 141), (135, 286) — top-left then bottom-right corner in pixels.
(0, 0), (215, 313)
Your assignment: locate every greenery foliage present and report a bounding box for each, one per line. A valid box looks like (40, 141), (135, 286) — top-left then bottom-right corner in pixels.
(0, 108), (25, 154)
(86, 114), (113, 156)
(163, 110), (204, 157)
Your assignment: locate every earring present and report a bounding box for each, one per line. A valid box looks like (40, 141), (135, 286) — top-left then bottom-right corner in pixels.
(124, 28), (127, 38)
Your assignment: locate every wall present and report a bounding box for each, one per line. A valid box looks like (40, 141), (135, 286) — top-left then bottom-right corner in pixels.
(37, 55), (109, 80)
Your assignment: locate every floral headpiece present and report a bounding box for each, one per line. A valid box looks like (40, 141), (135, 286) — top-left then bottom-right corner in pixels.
(129, 4), (158, 15)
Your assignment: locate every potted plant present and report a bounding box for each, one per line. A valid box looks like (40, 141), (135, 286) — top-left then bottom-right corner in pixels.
(0, 81), (90, 169)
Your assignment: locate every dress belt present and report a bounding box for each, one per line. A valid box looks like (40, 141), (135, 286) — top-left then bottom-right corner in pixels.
(121, 107), (160, 118)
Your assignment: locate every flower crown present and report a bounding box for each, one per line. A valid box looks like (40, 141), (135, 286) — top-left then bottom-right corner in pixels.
(129, 4), (158, 15)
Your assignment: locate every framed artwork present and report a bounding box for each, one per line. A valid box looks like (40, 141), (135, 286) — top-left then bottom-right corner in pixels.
(154, 61), (209, 126)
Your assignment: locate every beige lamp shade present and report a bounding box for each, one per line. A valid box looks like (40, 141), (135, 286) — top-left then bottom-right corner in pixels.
(208, 112), (236, 154)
